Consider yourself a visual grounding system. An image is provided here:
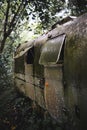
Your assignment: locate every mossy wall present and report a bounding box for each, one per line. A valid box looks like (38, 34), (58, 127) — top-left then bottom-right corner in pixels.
(64, 34), (87, 130)
(44, 65), (64, 123)
(15, 56), (25, 74)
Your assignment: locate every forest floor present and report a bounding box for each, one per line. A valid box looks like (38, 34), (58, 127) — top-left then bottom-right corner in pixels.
(0, 84), (62, 130)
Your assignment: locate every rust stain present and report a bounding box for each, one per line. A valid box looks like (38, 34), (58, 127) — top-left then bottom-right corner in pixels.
(45, 82), (49, 87)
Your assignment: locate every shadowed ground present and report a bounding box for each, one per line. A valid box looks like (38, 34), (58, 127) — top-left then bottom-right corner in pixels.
(0, 85), (62, 130)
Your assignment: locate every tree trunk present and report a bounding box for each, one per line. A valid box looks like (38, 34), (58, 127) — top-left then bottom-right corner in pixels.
(0, 37), (7, 53)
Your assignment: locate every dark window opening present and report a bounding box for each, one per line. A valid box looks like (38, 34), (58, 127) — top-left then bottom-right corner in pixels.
(59, 37), (66, 63)
(15, 56), (25, 74)
(26, 47), (34, 64)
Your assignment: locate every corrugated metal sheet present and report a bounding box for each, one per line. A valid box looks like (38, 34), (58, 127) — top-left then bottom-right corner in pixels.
(39, 34), (66, 65)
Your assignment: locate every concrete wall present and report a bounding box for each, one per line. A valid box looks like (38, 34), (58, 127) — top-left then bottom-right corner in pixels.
(64, 35), (87, 130)
(44, 65), (64, 122)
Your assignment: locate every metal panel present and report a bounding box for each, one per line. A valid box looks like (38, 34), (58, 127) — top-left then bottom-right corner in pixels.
(25, 64), (34, 83)
(44, 65), (64, 121)
(25, 83), (35, 101)
(35, 87), (45, 109)
(15, 78), (25, 94)
(39, 34), (66, 65)
(14, 73), (25, 81)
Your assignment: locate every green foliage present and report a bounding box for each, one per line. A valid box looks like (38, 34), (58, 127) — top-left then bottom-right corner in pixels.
(69, 0), (87, 15)
(0, 0), (29, 52)
(0, 0), (66, 52)
(30, 0), (65, 28)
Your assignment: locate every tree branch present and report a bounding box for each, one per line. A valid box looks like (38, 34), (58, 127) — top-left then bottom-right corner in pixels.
(0, 0), (28, 53)
(9, 2), (23, 30)
(4, 0), (10, 37)
(7, 0), (28, 36)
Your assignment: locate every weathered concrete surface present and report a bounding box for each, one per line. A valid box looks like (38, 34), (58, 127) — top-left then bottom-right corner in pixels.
(44, 65), (64, 122)
(64, 14), (87, 130)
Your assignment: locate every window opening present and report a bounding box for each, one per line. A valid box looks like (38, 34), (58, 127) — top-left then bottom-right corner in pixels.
(26, 47), (34, 64)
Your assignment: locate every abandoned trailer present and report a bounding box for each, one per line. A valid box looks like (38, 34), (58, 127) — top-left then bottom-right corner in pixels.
(14, 13), (87, 130)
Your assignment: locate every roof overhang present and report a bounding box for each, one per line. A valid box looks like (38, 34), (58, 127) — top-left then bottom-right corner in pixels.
(39, 34), (66, 65)
(14, 40), (34, 59)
